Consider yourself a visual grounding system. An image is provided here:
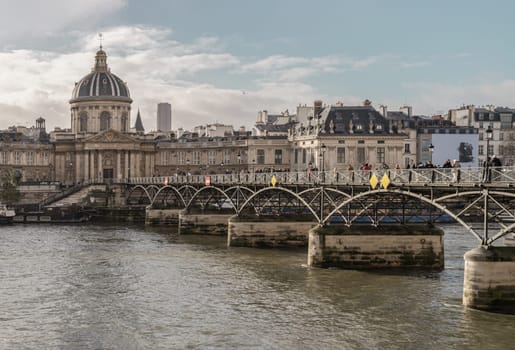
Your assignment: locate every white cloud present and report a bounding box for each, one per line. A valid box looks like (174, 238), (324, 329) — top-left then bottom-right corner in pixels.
(0, 0), (127, 45)
(1, 23), (515, 134)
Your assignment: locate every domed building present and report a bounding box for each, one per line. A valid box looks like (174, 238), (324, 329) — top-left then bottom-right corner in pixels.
(51, 46), (153, 184)
(69, 48), (132, 134)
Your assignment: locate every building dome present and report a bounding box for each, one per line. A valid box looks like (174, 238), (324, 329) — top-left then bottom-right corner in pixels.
(70, 48), (131, 103)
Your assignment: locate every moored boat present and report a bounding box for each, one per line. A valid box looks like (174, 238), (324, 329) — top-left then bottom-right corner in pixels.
(0, 203), (16, 224)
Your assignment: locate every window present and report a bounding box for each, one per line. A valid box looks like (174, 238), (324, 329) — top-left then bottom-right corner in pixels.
(500, 132), (504, 141)
(488, 144), (494, 156)
(79, 112), (88, 132)
(479, 121), (483, 129)
(14, 151), (21, 165)
(192, 151), (200, 165)
(27, 152), (34, 166)
(302, 149), (306, 163)
(100, 111), (111, 131)
(489, 113), (494, 121)
(337, 147), (345, 163)
(121, 112), (128, 132)
(1, 151), (7, 164)
(404, 144), (410, 153)
(376, 147), (385, 164)
(294, 149), (298, 164)
(499, 145), (504, 155)
(478, 145), (484, 156)
(257, 149), (265, 165)
(479, 133), (483, 141)
(223, 150), (231, 164)
(161, 152), (167, 165)
(178, 152), (186, 164)
(274, 149), (282, 164)
(357, 147), (366, 165)
(478, 113), (484, 120)
(208, 151), (216, 165)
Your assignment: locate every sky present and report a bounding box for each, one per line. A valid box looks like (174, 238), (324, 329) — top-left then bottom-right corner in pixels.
(1, 0), (515, 132)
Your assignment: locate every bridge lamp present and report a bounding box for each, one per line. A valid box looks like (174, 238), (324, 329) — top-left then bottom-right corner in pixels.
(486, 126), (493, 161)
(429, 143), (434, 163)
(320, 144), (327, 173)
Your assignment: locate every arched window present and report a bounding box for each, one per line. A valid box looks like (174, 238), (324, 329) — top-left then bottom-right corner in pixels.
(100, 111), (111, 131)
(79, 112), (88, 132)
(121, 112), (128, 132)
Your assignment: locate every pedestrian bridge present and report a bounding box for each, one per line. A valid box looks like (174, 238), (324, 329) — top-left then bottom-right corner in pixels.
(114, 166), (515, 246)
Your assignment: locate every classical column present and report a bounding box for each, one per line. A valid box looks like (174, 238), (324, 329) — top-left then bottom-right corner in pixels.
(125, 151), (129, 178)
(116, 151), (121, 179)
(75, 152), (80, 184)
(89, 151), (95, 181)
(98, 152), (103, 178)
(84, 151), (90, 181)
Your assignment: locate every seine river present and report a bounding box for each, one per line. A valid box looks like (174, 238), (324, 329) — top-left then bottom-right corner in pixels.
(1, 223), (514, 349)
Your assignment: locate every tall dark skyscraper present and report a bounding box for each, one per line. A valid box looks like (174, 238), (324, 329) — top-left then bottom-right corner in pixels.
(157, 102), (172, 131)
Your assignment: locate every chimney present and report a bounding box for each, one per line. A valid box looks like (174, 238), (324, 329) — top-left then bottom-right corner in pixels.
(314, 100), (323, 118)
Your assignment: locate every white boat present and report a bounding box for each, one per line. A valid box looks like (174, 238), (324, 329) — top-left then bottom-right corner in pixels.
(0, 203), (16, 224)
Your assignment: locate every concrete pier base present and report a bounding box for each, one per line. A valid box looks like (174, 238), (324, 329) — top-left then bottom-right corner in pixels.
(179, 213), (233, 235)
(228, 218), (316, 248)
(463, 246), (515, 314)
(308, 224), (444, 269)
(145, 208), (184, 225)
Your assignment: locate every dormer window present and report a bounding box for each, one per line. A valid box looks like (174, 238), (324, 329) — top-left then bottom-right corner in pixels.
(376, 124), (383, 131)
(356, 124), (363, 131)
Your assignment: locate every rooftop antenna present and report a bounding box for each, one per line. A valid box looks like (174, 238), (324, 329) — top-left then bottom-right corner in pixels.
(98, 33), (103, 50)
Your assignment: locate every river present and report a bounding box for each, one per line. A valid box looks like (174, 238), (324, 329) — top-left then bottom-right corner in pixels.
(0, 223), (514, 349)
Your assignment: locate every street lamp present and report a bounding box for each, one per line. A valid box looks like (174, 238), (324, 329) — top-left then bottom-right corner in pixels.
(186, 159), (190, 176)
(429, 143), (434, 163)
(237, 151), (242, 181)
(484, 126), (493, 183)
(486, 126), (493, 161)
(320, 144), (327, 172)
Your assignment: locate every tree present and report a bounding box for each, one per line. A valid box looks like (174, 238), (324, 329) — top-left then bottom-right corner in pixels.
(0, 171), (20, 204)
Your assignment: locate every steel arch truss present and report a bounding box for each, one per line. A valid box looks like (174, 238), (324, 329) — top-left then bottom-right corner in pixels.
(151, 185), (186, 209)
(126, 185), (153, 206)
(238, 187), (319, 222)
(185, 186), (236, 213)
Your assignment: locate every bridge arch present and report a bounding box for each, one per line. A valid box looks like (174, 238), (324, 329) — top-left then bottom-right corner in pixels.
(127, 185), (153, 205)
(150, 185), (186, 209)
(323, 189), (483, 242)
(238, 186), (320, 222)
(185, 186), (236, 213)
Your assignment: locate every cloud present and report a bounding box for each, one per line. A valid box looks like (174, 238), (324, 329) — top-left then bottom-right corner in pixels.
(240, 54), (379, 81)
(0, 26), (323, 131)
(0, 0), (127, 46)
(1, 23), (514, 134)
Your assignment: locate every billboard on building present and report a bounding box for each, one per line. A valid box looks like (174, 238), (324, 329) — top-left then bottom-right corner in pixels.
(431, 133), (479, 167)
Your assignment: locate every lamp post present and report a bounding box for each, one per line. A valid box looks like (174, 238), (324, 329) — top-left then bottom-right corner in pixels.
(429, 143), (434, 163)
(237, 151), (241, 180)
(485, 126), (493, 183)
(186, 159), (190, 176)
(320, 144), (327, 172)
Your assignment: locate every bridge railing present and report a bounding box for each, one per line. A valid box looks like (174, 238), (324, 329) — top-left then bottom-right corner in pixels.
(91, 165), (515, 187)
